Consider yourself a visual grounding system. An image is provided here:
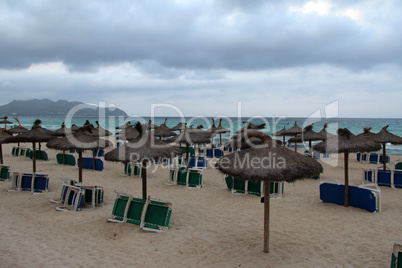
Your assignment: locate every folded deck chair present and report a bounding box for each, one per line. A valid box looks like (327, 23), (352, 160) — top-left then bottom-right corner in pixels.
(51, 183), (70, 204)
(362, 168), (376, 184)
(81, 185), (104, 209)
(56, 185), (85, 211)
(9, 172), (22, 191)
(186, 168), (204, 188)
(108, 191), (173, 232)
(124, 162), (132, 175)
(391, 242), (402, 268)
(0, 164), (10, 181)
(140, 196), (173, 232)
(32, 173), (49, 193)
(213, 148), (224, 158)
(56, 153), (76, 166)
(394, 170), (402, 188)
(247, 180), (263, 196)
(369, 153), (379, 164)
(377, 169), (392, 187)
(379, 154), (390, 165)
(79, 157), (104, 171)
(319, 179), (380, 212)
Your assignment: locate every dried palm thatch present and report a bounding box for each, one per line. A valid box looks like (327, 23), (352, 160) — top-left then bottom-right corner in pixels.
(171, 122), (186, 131)
(317, 123), (335, 140)
(152, 124), (176, 139)
(313, 128), (381, 207)
(216, 135), (322, 253)
(7, 116), (29, 134)
(242, 121), (266, 130)
(105, 122), (183, 199)
(370, 125), (402, 170)
(91, 121), (113, 137)
(357, 127), (376, 137)
(288, 125), (325, 156)
(284, 122), (304, 136)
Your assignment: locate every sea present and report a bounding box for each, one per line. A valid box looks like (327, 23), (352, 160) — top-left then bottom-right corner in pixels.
(7, 116), (402, 155)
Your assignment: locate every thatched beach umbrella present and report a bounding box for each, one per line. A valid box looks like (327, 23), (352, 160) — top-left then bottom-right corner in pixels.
(8, 116), (29, 135)
(52, 123), (75, 165)
(288, 125), (325, 157)
(370, 125), (402, 170)
(116, 121), (132, 130)
(215, 118), (230, 145)
(272, 127), (287, 146)
(0, 116), (13, 128)
(116, 126), (140, 141)
(357, 127), (376, 138)
(4, 120), (54, 172)
(317, 123), (335, 140)
(171, 122), (186, 132)
(0, 130), (12, 164)
(313, 128), (381, 207)
(46, 126), (112, 183)
(92, 121), (113, 137)
(242, 121), (266, 130)
(283, 122), (304, 152)
(153, 124), (176, 140)
(216, 134), (323, 253)
(105, 123), (183, 199)
(165, 125), (211, 163)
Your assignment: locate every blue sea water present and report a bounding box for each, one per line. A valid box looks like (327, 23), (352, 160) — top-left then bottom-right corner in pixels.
(7, 116), (402, 155)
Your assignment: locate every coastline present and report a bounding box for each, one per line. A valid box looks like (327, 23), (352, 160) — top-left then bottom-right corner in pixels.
(0, 141), (401, 267)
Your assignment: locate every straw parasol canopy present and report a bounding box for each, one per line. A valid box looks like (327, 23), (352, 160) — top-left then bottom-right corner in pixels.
(46, 126), (113, 183)
(272, 127), (287, 145)
(7, 116), (29, 135)
(116, 121), (132, 129)
(283, 122), (305, 152)
(313, 128), (381, 207)
(171, 122), (186, 132)
(165, 125), (211, 163)
(230, 131), (281, 149)
(116, 126), (140, 141)
(370, 125), (402, 170)
(357, 127), (376, 137)
(91, 121), (113, 137)
(52, 122), (74, 137)
(237, 121), (266, 133)
(0, 130), (12, 164)
(317, 123), (335, 140)
(0, 116), (13, 128)
(105, 122), (183, 199)
(152, 124), (176, 140)
(288, 125), (325, 156)
(215, 118), (230, 144)
(4, 119), (54, 172)
(216, 134), (323, 253)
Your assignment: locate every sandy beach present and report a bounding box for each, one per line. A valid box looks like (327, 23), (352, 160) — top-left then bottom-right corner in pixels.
(0, 141), (401, 268)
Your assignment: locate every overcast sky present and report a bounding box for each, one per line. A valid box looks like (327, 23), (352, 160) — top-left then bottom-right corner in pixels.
(0, 0), (401, 118)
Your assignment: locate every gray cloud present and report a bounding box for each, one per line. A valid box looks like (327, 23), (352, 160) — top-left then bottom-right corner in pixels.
(1, 0), (401, 73)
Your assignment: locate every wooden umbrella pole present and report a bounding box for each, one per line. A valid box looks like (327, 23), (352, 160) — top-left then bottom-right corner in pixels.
(32, 142), (36, 173)
(344, 152), (349, 207)
(78, 150), (83, 183)
(0, 144), (3, 164)
(63, 150), (66, 165)
(263, 180), (270, 253)
(142, 160), (147, 199)
(186, 143), (190, 168)
(282, 136), (285, 146)
(309, 141), (313, 158)
(382, 143), (386, 170)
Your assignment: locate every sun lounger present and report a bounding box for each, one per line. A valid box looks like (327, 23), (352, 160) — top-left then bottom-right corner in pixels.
(9, 172), (49, 193)
(186, 156), (207, 169)
(168, 166), (204, 188)
(56, 185), (85, 211)
(224, 176), (284, 198)
(319, 179), (381, 212)
(369, 153), (379, 164)
(79, 157), (104, 171)
(81, 185), (104, 209)
(393, 170), (402, 188)
(362, 168), (376, 184)
(0, 164), (10, 181)
(379, 154), (390, 165)
(391, 242), (402, 268)
(108, 191), (173, 232)
(56, 153), (76, 166)
(377, 169), (392, 187)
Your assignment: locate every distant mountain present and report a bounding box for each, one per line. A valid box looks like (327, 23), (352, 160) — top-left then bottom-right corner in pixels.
(0, 99), (128, 117)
